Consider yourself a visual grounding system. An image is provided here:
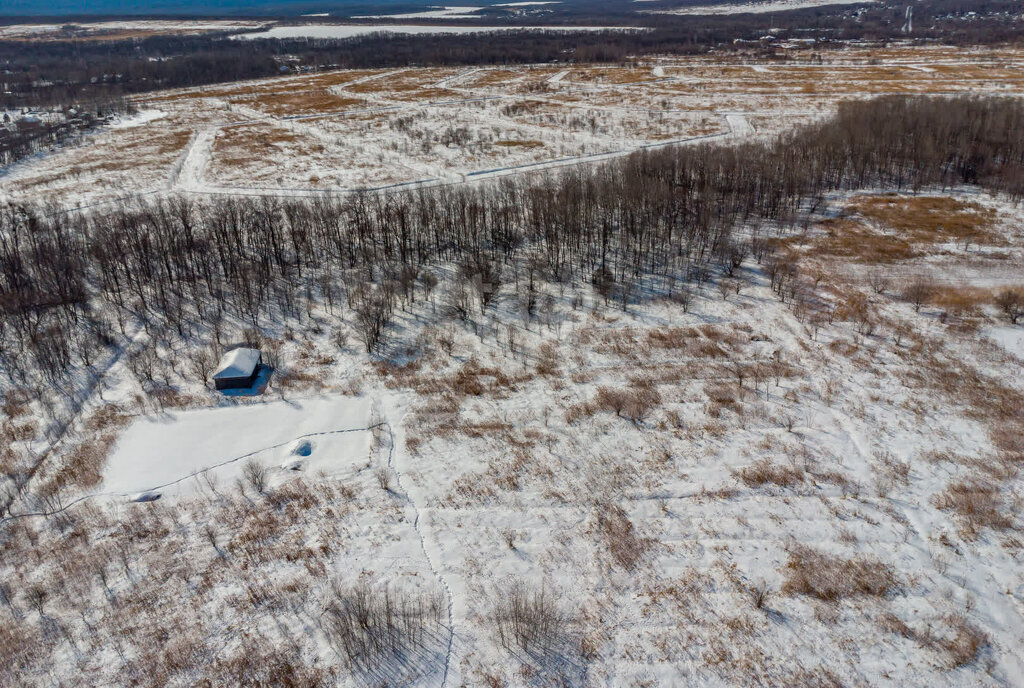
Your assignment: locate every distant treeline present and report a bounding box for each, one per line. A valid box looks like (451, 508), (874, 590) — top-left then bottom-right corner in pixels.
(2, 0), (1022, 110)
(1, 95), (1022, 389)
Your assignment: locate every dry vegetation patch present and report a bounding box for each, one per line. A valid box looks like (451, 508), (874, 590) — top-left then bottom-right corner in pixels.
(881, 612), (989, 669)
(210, 124), (323, 170)
(932, 480), (1012, 538)
(242, 90), (364, 117)
(782, 545), (897, 602)
(596, 502), (653, 570)
(803, 195), (1002, 263)
(849, 195), (1000, 247)
(736, 459), (804, 489)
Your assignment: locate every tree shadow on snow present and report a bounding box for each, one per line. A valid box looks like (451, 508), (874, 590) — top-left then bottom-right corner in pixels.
(506, 636), (589, 688)
(349, 626), (452, 688)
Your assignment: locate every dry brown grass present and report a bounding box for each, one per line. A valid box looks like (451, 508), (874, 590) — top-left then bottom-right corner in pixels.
(245, 90), (364, 117)
(848, 195), (1000, 246)
(387, 87), (461, 103)
(736, 459), (804, 489)
(493, 140), (544, 149)
(83, 405), (129, 433)
(275, 369), (325, 392)
(927, 286), (1002, 316)
(804, 195), (1001, 264)
(385, 358), (524, 399)
(782, 545), (897, 602)
(880, 612), (988, 668)
(46, 433), (119, 493)
(569, 67), (660, 85)
(596, 502), (652, 570)
(592, 383), (662, 423)
(535, 342), (560, 377)
(212, 124), (311, 167)
(810, 218), (919, 263)
(932, 480), (1011, 538)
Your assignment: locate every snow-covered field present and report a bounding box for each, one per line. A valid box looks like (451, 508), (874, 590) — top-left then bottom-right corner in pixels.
(235, 24), (642, 40)
(3, 41), (1024, 683)
(0, 20), (267, 39)
(647, 0), (877, 15)
(4, 187), (1024, 685)
(4, 44), (1022, 210)
(352, 6), (488, 19)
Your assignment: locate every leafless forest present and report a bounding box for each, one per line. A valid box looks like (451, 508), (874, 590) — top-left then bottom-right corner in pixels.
(0, 94), (1020, 502)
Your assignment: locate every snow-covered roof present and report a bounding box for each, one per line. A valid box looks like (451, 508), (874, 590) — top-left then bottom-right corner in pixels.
(213, 347), (261, 379)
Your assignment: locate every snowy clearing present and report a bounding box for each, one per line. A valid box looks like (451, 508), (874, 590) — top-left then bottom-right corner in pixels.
(103, 396), (371, 498)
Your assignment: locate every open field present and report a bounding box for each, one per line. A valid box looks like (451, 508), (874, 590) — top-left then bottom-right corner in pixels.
(0, 20), (268, 40)
(3, 183), (1024, 685)
(4, 43), (1023, 209)
(3, 73), (1024, 684)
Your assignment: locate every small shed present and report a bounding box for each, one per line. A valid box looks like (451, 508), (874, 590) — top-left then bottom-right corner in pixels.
(213, 347), (262, 391)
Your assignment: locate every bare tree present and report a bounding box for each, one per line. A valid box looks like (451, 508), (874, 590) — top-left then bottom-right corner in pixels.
(995, 288), (1024, 324)
(868, 268), (892, 295)
(188, 347), (216, 388)
(902, 278), (935, 313)
(242, 459), (268, 494)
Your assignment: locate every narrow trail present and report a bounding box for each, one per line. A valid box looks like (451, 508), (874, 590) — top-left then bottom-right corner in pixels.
(380, 400), (457, 688)
(1, 322), (150, 516)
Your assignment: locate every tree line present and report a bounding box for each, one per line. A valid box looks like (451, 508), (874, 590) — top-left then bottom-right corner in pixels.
(3, 0), (1022, 111)
(0, 95), (1021, 394)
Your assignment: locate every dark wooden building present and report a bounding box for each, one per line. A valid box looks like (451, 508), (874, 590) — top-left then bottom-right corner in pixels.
(213, 347), (262, 390)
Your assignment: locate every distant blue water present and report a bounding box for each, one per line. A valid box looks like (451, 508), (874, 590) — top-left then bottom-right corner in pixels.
(2, 0), (421, 17)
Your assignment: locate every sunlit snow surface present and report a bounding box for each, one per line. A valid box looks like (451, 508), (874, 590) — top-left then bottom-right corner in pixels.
(103, 396), (371, 498)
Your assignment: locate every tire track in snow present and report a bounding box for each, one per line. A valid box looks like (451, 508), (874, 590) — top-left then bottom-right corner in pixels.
(546, 68), (570, 85)
(172, 127), (217, 192)
(724, 113), (754, 137)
